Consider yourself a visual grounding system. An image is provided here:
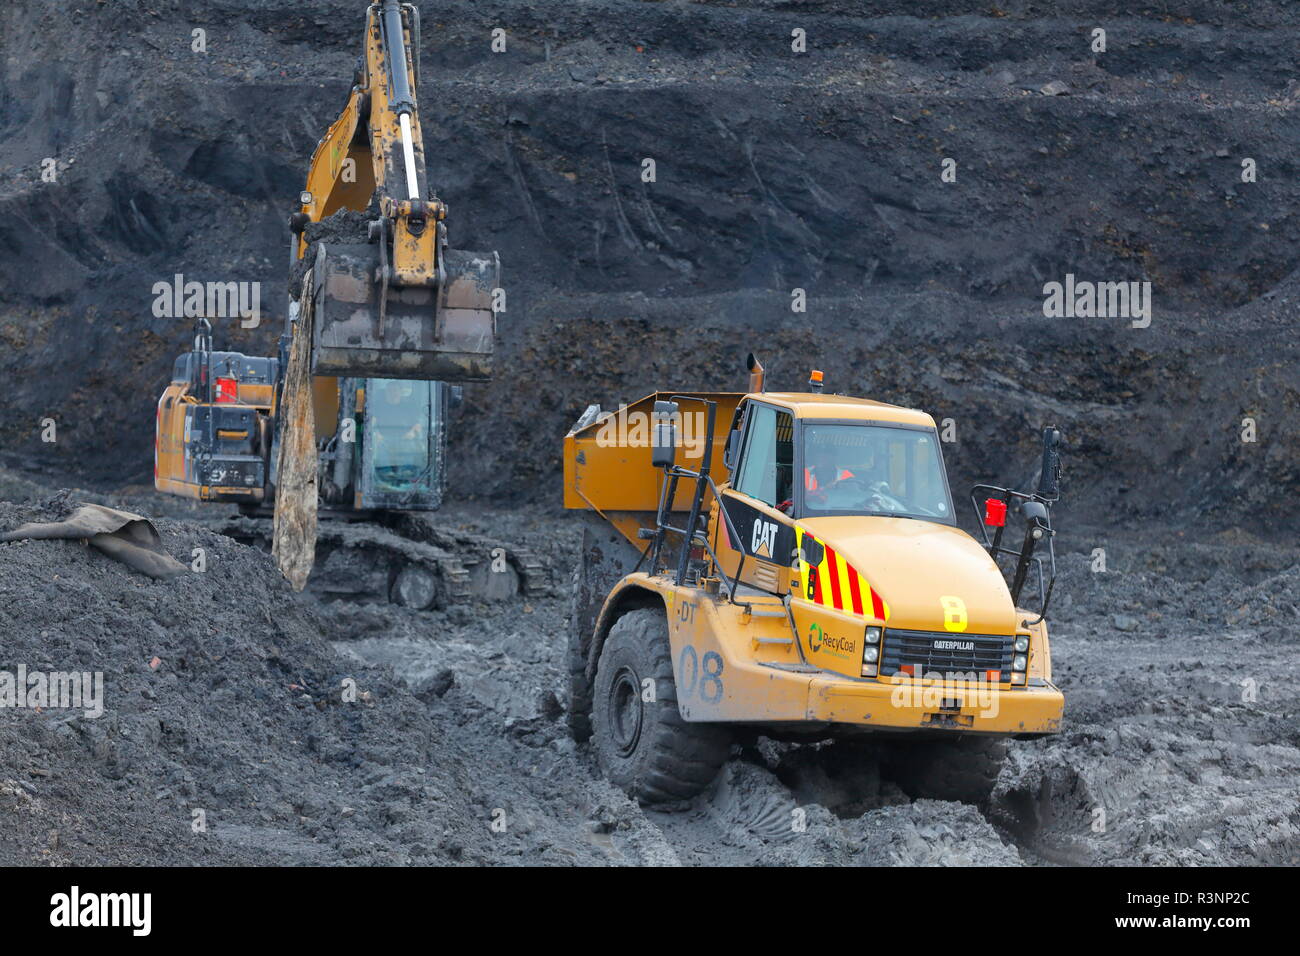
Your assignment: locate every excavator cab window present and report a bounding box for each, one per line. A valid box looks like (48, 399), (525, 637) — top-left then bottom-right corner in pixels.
(355, 378), (447, 509)
(369, 380), (432, 490)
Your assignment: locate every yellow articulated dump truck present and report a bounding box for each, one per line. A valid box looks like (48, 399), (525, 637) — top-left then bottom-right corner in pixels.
(564, 355), (1065, 805)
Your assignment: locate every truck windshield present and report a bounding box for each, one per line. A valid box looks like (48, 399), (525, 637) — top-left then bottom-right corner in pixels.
(369, 378), (433, 492)
(802, 423), (952, 522)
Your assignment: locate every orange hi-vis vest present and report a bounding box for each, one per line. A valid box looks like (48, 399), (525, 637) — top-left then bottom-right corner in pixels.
(805, 467), (854, 491)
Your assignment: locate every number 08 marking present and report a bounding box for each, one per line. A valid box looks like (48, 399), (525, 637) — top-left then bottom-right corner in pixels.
(677, 646), (724, 704)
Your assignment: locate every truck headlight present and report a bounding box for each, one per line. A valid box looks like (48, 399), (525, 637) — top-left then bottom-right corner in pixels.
(1012, 654), (1027, 671)
(862, 628), (882, 678)
(1014, 636), (1029, 652)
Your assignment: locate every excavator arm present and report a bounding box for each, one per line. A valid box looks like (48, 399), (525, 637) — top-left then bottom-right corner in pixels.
(289, 0), (499, 383)
(273, 0), (500, 589)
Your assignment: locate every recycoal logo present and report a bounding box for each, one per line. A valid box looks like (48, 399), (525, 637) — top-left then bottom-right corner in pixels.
(151, 272), (261, 328)
(808, 622), (855, 659)
(1042, 273), (1152, 329)
(0, 665), (103, 719)
(50, 886), (151, 937)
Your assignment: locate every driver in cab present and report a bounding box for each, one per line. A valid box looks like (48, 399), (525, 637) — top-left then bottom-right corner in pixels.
(805, 443), (855, 497)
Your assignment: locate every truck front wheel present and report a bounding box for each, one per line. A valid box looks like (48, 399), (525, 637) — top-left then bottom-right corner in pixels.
(592, 608), (731, 804)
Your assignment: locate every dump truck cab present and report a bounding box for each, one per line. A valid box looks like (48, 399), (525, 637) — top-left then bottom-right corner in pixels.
(565, 358), (1065, 805)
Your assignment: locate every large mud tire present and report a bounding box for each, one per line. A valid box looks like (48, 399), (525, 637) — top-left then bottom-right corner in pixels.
(883, 735), (1008, 806)
(592, 608), (731, 804)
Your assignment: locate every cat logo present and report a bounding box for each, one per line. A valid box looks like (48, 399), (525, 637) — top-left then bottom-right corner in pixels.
(751, 518), (778, 558)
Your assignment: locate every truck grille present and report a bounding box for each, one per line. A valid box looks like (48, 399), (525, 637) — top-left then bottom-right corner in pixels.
(880, 629), (1013, 680)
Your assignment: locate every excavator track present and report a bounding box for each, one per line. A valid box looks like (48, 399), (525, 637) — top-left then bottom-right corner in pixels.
(210, 513), (551, 610)
(384, 513), (552, 601)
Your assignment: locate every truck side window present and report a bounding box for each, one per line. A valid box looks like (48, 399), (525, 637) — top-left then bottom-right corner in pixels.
(734, 405), (794, 507)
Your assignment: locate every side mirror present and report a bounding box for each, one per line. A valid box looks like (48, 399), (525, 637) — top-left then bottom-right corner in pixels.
(1037, 426), (1062, 501)
(1019, 499), (1048, 522)
(652, 400), (678, 469)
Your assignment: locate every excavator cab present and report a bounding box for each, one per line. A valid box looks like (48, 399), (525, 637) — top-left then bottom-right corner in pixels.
(304, 374), (450, 512)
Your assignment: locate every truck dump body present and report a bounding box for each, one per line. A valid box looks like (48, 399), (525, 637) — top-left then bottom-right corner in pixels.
(563, 390), (744, 550)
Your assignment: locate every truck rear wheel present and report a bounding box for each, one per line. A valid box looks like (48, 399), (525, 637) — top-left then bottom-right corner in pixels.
(592, 608), (731, 804)
(883, 736), (1008, 806)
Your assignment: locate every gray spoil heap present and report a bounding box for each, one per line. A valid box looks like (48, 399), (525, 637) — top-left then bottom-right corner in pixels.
(0, 495), (606, 865)
(3, 0), (1299, 531)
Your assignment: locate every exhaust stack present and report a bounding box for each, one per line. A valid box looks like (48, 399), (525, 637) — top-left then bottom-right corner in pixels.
(746, 352), (765, 392)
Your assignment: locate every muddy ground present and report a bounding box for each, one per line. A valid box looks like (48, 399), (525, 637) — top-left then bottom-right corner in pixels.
(1, 1), (1299, 865)
(0, 475), (1295, 865)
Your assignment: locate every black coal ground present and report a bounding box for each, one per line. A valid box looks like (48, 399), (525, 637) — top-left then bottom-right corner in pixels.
(1, 481), (1294, 866)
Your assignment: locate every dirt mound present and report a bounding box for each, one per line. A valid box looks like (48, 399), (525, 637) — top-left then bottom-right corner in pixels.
(0, 494), (615, 865)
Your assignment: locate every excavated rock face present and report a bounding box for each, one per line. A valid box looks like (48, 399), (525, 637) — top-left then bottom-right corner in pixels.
(0, 0), (1298, 529)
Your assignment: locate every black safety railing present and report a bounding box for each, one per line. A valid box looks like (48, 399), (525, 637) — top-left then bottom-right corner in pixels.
(638, 396), (749, 608)
(969, 426), (1062, 626)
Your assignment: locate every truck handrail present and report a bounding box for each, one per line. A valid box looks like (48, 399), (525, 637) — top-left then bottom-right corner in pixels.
(969, 483), (1056, 626)
(643, 396), (751, 610)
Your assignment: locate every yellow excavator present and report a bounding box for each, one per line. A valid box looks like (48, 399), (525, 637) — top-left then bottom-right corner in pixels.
(564, 356), (1065, 804)
(155, 1), (510, 595)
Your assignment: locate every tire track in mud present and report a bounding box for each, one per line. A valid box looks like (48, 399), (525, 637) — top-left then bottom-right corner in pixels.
(284, 504), (1300, 866)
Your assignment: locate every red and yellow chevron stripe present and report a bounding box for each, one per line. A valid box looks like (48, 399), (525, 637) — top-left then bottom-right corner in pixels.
(796, 528), (890, 621)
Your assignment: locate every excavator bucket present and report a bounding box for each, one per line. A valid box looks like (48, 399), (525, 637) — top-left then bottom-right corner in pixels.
(308, 241), (499, 383)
